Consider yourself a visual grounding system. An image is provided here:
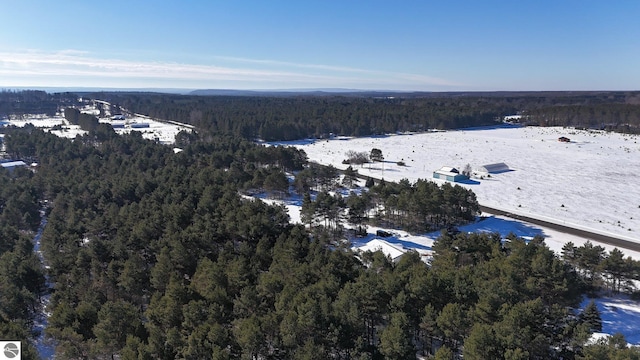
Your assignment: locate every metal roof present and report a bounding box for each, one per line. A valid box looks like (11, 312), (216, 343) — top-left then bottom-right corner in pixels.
(478, 162), (510, 173)
(1, 161), (27, 168)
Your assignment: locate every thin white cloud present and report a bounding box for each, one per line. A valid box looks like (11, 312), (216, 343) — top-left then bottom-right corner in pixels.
(0, 50), (463, 90)
(212, 55), (463, 87)
(211, 55), (377, 74)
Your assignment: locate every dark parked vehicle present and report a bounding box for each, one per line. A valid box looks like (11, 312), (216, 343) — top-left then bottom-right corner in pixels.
(376, 230), (393, 237)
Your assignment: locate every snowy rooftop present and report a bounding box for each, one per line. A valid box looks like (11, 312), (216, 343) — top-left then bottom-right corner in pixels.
(1, 160), (27, 168)
(434, 166), (461, 177)
(356, 238), (407, 261)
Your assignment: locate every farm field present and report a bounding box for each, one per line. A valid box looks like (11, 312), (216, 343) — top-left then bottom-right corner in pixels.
(280, 125), (640, 244)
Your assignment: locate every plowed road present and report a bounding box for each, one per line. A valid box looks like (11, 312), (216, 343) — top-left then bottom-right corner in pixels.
(479, 205), (640, 253)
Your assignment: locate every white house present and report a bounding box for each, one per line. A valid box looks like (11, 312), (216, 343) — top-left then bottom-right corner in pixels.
(356, 239), (406, 263)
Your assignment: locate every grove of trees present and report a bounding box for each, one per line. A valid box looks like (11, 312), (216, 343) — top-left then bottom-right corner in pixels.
(0, 90), (77, 118)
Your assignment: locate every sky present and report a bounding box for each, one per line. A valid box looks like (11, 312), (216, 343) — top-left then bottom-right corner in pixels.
(1, 0), (639, 91)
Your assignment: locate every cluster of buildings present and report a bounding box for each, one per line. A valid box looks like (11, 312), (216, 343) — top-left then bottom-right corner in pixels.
(109, 114), (150, 129)
(432, 162), (510, 182)
(354, 162), (513, 263)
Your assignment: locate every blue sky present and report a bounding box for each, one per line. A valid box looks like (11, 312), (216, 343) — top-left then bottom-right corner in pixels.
(1, 0), (638, 91)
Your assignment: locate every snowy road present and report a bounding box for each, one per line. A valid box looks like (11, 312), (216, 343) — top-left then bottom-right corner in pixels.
(480, 205), (640, 253)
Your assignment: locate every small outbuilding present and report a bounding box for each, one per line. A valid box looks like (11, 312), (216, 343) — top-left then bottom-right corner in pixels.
(433, 166), (468, 182)
(477, 162), (510, 174)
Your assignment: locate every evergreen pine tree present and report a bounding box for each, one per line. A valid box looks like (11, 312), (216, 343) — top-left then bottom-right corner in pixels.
(300, 192), (315, 228)
(365, 177), (375, 188)
(581, 300), (602, 332)
(433, 345), (454, 360)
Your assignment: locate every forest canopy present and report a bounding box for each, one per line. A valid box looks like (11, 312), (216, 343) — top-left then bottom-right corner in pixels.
(83, 90), (640, 140)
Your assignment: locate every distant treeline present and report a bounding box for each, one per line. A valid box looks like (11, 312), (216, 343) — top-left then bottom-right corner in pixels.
(0, 90), (77, 117)
(87, 93), (510, 140)
(525, 103), (640, 132)
(85, 91), (640, 140)
(4, 90), (640, 139)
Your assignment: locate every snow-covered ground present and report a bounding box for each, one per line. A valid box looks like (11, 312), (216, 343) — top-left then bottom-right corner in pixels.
(276, 125), (640, 244)
(32, 212), (56, 359)
(4, 107), (191, 144)
(585, 295), (640, 345)
(261, 187), (640, 262)
(267, 124), (640, 270)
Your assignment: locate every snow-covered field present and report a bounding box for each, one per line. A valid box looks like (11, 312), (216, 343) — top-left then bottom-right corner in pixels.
(4, 107), (190, 144)
(278, 125), (640, 244)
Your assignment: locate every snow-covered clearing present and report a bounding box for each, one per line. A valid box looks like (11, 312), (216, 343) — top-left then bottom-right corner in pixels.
(276, 125), (640, 244)
(4, 107), (190, 144)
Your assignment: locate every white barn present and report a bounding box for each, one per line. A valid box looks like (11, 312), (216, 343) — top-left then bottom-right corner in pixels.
(433, 166), (468, 182)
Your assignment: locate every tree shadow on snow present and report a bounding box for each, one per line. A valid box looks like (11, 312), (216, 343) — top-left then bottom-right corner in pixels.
(461, 216), (546, 239)
(456, 178), (481, 185)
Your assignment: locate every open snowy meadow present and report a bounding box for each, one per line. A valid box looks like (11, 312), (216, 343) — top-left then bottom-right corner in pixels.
(278, 125), (640, 244)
